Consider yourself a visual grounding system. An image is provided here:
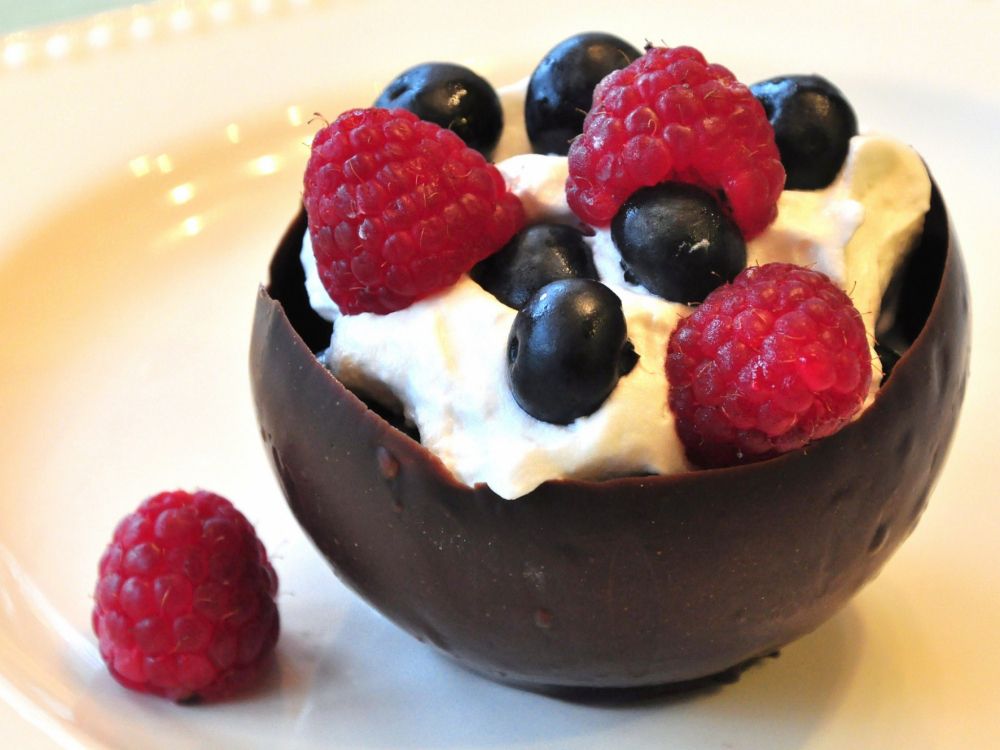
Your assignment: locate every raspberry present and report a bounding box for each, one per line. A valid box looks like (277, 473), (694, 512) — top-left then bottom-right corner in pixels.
(666, 263), (871, 467)
(304, 108), (525, 314)
(566, 45), (785, 239)
(92, 490), (279, 702)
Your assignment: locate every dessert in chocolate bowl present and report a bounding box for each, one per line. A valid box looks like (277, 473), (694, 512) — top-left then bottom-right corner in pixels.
(250, 36), (969, 691)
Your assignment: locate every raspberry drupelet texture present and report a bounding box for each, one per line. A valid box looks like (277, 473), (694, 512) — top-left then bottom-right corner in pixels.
(305, 107), (525, 314)
(566, 45), (785, 239)
(93, 490), (279, 702)
(666, 263), (872, 468)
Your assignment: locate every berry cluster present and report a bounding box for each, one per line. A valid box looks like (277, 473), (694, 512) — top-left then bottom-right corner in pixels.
(304, 37), (870, 455)
(566, 45), (785, 239)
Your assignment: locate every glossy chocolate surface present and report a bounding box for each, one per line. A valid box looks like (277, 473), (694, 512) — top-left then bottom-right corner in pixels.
(250, 184), (969, 689)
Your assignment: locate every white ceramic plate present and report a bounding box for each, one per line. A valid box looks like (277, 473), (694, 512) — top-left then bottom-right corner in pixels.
(2, 1), (999, 747)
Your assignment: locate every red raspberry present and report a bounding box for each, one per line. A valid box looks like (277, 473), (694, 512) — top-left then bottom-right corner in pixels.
(92, 490), (279, 702)
(566, 45), (784, 238)
(666, 263), (871, 467)
(304, 107), (525, 314)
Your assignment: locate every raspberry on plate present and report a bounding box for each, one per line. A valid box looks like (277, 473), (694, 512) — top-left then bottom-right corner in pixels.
(666, 263), (872, 467)
(566, 45), (785, 239)
(92, 490), (279, 702)
(304, 107), (525, 314)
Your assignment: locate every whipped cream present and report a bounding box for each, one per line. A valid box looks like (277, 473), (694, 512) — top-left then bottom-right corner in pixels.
(301, 122), (930, 499)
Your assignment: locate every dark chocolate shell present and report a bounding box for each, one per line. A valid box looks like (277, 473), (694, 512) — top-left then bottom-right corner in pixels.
(250, 181), (969, 690)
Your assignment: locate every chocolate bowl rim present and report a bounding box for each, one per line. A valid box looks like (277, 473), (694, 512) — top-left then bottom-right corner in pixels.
(258, 183), (961, 500)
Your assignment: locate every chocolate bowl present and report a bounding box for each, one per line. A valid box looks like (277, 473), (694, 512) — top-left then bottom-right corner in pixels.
(250, 181), (969, 691)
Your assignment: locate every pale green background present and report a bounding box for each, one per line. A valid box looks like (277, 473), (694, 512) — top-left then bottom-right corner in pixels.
(0, 1), (140, 33)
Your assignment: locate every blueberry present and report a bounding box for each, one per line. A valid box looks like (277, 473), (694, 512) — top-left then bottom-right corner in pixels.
(751, 74), (858, 190)
(525, 32), (641, 155)
(507, 279), (638, 425)
(470, 223), (597, 309)
(375, 62), (503, 158)
(611, 182), (746, 304)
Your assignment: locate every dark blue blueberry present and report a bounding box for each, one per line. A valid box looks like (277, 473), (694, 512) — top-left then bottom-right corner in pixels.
(525, 32), (641, 155)
(507, 279), (638, 425)
(611, 182), (746, 304)
(375, 62), (503, 158)
(470, 223), (597, 309)
(751, 74), (858, 190)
